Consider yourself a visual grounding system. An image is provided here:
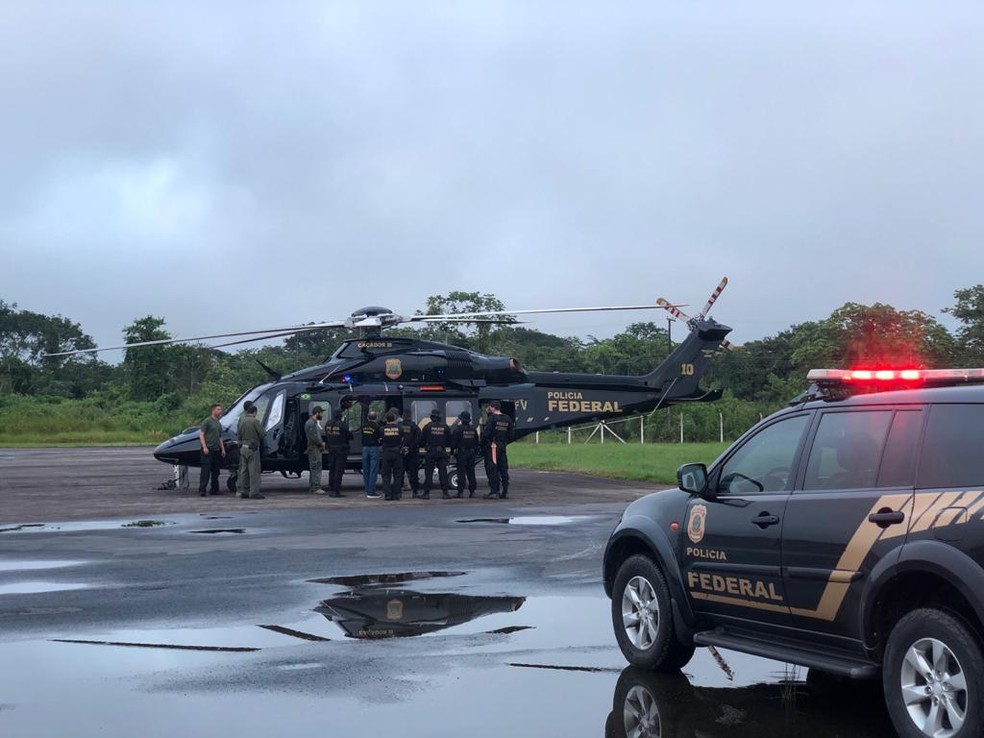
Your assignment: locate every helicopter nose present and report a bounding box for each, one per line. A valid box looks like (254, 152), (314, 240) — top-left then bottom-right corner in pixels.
(153, 430), (200, 466)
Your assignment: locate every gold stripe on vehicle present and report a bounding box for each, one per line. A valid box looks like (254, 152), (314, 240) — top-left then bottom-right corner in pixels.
(690, 592), (790, 614)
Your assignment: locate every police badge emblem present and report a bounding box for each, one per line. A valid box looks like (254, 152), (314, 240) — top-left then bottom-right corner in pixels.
(386, 598), (404, 620)
(687, 503), (707, 544)
(385, 359), (402, 380)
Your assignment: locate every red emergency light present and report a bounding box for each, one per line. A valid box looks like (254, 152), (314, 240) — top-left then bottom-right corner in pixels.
(807, 368), (984, 385)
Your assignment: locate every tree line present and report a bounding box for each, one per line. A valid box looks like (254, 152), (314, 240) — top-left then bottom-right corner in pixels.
(2, 287), (983, 443)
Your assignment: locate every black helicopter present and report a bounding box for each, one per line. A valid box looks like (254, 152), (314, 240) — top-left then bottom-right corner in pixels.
(51, 281), (732, 490)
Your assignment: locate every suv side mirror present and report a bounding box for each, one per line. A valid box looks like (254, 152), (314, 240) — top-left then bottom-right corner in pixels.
(677, 463), (709, 496)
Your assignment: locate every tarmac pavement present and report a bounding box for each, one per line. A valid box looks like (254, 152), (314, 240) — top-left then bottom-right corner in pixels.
(0, 447), (895, 737)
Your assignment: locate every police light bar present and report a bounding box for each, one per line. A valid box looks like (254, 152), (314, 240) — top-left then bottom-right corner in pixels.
(807, 368), (984, 384)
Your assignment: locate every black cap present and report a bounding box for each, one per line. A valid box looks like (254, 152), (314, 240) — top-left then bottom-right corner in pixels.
(385, 409), (397, 422)
(489, 400), (501, 411)
(333, 409), (344, 420)
(459, 411), (471, 423)
(430, 409), (442, 420)
(311, 405), (324, 415)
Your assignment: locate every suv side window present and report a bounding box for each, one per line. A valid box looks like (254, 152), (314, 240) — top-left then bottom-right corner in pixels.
(917, 404), (984, 488)
(717, 414), (809, 495)
(802, 410), (893, 491)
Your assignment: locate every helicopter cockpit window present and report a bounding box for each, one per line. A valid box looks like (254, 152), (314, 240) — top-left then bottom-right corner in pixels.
(264, 391), (286, 432)
(445, 400), (472, 426)
(411, 400), (438, 427)
(220, 384), (273, 431)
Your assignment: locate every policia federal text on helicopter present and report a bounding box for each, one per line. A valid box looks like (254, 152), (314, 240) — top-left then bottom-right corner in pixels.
(50, 281), (733, 492)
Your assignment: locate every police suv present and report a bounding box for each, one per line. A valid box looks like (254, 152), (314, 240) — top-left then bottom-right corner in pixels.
(604, 368), (984, 738)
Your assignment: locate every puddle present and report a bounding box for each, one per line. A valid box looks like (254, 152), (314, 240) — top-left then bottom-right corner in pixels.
(122, 520), (172, 528)
(308, 571), (465, 587)
(189, 529), (245, 535)
(0, 520), (176, 533)
(317, 589), (525, 639)
(457, 516), (591, 526)
(0, 581), (90, 596)
(51, 639), (259, 653)
(0, 561), (87, 573)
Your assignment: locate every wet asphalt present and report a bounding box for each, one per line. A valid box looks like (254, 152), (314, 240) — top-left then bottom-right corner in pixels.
(0, 448), (897, 737)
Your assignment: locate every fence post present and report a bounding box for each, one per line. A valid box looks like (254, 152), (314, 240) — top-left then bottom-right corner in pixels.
(679, 413), (684, 443)
(567, 426), (572, 445)
(719, 412), (724, 443)
(640, 415), (644, 444)
(535, 431), (539, 445)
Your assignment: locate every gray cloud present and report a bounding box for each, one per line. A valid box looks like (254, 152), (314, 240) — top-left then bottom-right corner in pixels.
(1, 1), (980, 358)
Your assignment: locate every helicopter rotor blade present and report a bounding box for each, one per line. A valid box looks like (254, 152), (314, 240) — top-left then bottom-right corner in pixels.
(43, 320), (351, 357)
(699, 276), (729, 319)
(409, 303), (684, 323)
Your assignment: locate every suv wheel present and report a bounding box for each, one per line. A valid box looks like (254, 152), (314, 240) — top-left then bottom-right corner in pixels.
(611, 554), (695, 671)
(883, 608), (983, 738)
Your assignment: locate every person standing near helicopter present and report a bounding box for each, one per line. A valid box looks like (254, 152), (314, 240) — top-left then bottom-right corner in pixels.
(237, 402), (265, 499)
(198, 403), (226, 496)
(398, 408), (421, 496)
(420, 409), (451, 499)
(483, 401), (514, 499)
(451, 410), (480, 498)
(361, 410), (381, 498)
(305, 406), (326, 494)
(378, 409), (405, 501)
(324, 409), (351, 497)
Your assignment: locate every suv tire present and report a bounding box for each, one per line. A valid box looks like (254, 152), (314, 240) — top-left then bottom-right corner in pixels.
(883, 607), (984, 738)
(611, 554), (695, 671)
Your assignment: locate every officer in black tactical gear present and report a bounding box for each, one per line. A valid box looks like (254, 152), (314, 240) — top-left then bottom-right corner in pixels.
(420, 409), (451, 499)
(324, 409), (351, 497)
(398, 409), (421, 497)
(378, 409), (405, 501)
(483, 401), (514, 498)
(451, 410), (479, 498)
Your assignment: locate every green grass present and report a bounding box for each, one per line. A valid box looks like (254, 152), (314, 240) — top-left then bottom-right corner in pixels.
(508, 442), (729, 484)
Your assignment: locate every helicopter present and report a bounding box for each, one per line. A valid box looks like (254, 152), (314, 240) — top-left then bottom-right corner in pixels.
(50, 280), (733, 491)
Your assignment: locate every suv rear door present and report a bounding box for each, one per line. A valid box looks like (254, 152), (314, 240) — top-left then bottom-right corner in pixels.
(781, 407), (922, 644)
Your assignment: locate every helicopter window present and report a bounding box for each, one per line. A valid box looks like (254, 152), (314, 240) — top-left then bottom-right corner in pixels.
(411, 400), (438, 426)
(367, 399), (387, 423)
(445, 400), (472, 426)
(220, 384), (273, 431)
(264, 391), (286, 431)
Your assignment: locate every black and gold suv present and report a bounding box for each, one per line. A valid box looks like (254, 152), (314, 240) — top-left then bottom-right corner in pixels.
(604, 368), (984, 738)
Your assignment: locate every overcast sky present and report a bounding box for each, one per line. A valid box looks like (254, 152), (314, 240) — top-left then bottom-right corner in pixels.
(1, 1), (981, 360)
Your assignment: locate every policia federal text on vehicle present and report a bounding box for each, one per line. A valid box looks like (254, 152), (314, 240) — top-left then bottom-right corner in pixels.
(604, 368), (984, 738)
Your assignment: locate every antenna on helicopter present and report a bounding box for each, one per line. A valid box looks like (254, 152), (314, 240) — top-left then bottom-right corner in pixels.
(656, 277), (733, 351)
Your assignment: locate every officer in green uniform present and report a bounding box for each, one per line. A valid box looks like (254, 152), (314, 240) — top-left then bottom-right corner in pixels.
(198, 403), (226, 497)
(305, 406), (326, 494)
(237, 403), (265, 499)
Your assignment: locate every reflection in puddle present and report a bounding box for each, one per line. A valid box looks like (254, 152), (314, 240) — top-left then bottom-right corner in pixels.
(0, 520), (176, 533)
(317, 589), (525, 639)
(0, 561), (86, 573)
(189, 529), (245, 535)
(308, 571), (465, 587)
(606, 666), (895, 737)
(457, 516), (591, 526)
(0, 581), (90, 596)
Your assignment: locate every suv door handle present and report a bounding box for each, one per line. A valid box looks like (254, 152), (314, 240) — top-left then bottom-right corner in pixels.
(752, 513), (780, 528)
(868, 510), (905, 528)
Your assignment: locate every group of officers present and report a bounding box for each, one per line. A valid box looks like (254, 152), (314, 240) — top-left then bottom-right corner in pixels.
(303, 401), (515, 501)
